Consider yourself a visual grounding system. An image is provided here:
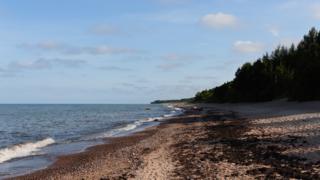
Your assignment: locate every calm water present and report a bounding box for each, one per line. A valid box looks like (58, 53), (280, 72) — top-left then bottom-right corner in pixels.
(0, 104), (181, 178)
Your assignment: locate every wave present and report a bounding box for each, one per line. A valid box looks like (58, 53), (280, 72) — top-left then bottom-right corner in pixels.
(87, 105), (185, 139)
(94, 123), (140, 138)
(140, 117), (163, 122)
(0, 138), (55, 163)
(166, 107), (184, 117)
(115, 123), (138, 132)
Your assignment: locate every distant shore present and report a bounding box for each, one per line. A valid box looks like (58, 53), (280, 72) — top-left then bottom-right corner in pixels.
(11, 100), (320, 179)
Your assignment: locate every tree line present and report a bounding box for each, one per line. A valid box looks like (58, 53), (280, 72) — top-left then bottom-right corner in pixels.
(194, 27), (320, 103)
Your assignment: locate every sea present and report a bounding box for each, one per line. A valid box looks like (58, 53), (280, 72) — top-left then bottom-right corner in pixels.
(0, 104), (183, 179)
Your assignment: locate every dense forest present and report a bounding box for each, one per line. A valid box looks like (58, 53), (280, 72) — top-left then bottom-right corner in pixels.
(151, 98), (192, 104)
(194, 27), (320, 103)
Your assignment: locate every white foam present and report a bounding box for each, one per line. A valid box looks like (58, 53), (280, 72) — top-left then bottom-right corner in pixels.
(117, 123), (138, 131)
(95, 122), (140, 138)
(167, 105), (174, 109)
(0, 138), (55, 163)
(163, 114), (174, 118)
(140, 117), (164, 122)
(169, 106), (184, 116)
(87, 106), (185, 140)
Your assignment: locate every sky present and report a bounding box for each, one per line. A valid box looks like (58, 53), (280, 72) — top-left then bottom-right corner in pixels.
(0, 0), (320, 104)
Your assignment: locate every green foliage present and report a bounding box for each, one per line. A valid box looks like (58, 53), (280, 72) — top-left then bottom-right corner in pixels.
(194, 27), (320, 103)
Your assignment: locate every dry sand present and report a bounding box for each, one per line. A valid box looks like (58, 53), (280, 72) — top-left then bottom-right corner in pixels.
(10, 100), (320, 179)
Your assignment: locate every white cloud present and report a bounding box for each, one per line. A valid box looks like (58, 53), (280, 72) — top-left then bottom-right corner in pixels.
(1, 58), (86, 76)
(53, 58), (87, 68)
(9, 59), (52, 71)
(233, 41), (264, 53)
(19, 41), (64, 51)
(200, 13), (237, 29)
(35, 41), (62, 50)
(20, 42), (138, 56)
(81, 45), (136, 55)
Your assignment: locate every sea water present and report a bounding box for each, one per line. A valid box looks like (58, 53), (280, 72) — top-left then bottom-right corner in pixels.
(0, 104), (183, 178)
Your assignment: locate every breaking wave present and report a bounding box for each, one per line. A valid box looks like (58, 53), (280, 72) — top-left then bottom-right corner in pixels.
(0, 138), (55, 163)
(94, 105), (184, 139)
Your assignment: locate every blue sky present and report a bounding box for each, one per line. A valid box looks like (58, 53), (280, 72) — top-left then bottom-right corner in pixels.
(0, 0), (319, 103)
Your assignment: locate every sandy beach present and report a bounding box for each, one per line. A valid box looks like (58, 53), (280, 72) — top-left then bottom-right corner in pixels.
(9, 100), (320, 179)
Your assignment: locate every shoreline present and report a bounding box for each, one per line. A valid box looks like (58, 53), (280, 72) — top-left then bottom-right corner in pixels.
(0, 104), (180, 179)
(9, 101), (320, 179)
(9, 106), (192, 180)
(6, 105), (190, 180)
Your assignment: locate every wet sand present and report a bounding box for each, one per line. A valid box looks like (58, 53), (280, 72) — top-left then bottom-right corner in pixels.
(10, 101), (320, 179)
